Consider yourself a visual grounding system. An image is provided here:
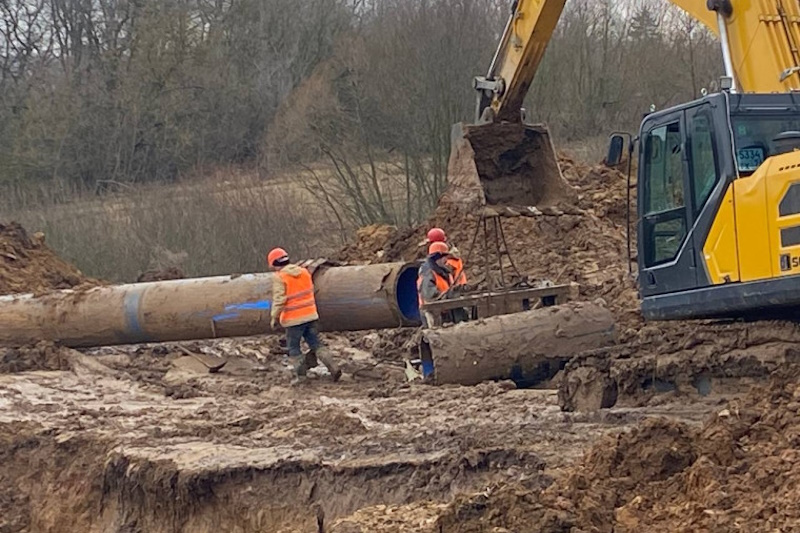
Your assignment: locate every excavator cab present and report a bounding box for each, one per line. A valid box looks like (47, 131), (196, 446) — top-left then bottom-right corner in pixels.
(607, 92), (800, 320)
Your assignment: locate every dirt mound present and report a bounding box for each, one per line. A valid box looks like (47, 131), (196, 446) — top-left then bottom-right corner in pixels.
(334, 369), (800, 532)
(558, 153), (631, 228)
(0, 222), (94, 295)
(0, 342), (74, 373)
(544, 369), (800, 532)
(427, 419), (700, 533)
(337, 155), (637, 324)
(136, 266), (186, 283)
(337, 224), (408, 264)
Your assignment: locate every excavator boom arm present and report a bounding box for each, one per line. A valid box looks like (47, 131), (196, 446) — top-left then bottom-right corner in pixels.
(671, 0), (800, 94)
(478, 0), (800, 123)
(475, 0), (566, 122)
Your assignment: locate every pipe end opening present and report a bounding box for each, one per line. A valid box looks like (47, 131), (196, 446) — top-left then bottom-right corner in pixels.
(397, 265), (421, 323)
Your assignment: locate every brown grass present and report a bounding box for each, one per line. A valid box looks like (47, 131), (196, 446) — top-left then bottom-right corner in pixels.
(1, 169), (344, 282)
(1, 139), (603, 283)
(560, 135), (614, 164)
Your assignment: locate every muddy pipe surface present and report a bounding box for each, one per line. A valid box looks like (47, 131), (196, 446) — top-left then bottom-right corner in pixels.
(0, 262), (421, 348)
(419, 303), (616, 386)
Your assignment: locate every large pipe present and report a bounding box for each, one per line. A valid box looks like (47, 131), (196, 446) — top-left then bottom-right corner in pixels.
(0, 262), (421, 348)
(419, 303), (615, 386)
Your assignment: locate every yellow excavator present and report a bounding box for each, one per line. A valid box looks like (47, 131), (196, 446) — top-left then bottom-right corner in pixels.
(454, 0), (800, 321)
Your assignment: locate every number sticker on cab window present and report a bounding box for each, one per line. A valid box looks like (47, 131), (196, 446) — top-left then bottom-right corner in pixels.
(737, 147), (765, 172)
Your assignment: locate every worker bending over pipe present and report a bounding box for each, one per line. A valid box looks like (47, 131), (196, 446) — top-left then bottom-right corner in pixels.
(268, 248), (341, 384)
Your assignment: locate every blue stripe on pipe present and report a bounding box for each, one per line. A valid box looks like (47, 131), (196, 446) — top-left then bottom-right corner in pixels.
(211, 300), (271, 322)
(123, 288), (149, 343)
(212, 313), (240, 321)
(228, 300), (271, 311)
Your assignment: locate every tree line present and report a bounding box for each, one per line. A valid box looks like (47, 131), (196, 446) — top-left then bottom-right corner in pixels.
(1, 0), (721, 226)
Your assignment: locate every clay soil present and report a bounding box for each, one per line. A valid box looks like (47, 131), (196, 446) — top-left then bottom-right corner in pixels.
(0, 337), (672, 533)
(334, 368), (800, 532)
(0, 222), (96, 296)
(3, 146), (800, 531)
(336, 153), (639, 326)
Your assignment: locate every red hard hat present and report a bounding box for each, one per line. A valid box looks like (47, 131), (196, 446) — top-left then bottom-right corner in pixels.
(428, 242), (449, 256)
(267, 247), (289, 267)
(427, 228), (447, 243)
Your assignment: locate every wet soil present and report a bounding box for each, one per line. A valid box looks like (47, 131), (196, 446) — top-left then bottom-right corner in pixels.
(0, 334), (675, 533)
(334, 368), (800, 532)
(322, 145), (800, 530)
(0, 342), (74, 373)
(447, 123), (577, 209)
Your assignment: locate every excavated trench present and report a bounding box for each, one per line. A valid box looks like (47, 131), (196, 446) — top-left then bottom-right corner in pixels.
(0, 370), (558, 533)
(0, 341), (579, 533)
(0, 427), (547, 533)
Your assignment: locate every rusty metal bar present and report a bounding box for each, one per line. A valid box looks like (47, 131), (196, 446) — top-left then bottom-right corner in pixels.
(421, 285), (570, 326)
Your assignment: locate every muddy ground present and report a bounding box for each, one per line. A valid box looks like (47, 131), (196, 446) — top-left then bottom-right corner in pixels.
(0, 337), (729, 533)
(3, 145), (800, 531)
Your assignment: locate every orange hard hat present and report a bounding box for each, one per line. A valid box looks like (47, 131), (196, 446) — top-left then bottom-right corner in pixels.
(427, 228), (447, 243)
(428, 242), (449, 256)
(267, 247), (289, 267)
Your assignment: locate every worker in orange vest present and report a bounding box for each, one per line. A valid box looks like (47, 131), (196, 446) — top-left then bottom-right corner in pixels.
(417, 241), (454, 327)
(427, 228), (467, 289)
(268, 248), (341, 383)
(427, 228), (469, 323)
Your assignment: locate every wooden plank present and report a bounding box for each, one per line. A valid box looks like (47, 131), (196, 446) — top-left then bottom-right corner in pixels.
(176, 344), (228, 373)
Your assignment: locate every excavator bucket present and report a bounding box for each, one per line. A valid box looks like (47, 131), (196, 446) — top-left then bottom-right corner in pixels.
(444, 121), (575, 211)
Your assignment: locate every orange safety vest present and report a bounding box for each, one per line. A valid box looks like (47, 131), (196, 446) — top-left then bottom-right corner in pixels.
(447, 256), (467, 287)
(277, 268), (318, 325)
(417, 269), (453, 306)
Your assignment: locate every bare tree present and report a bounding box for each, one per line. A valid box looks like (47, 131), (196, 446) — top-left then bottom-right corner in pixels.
(2, 0), (721, 216)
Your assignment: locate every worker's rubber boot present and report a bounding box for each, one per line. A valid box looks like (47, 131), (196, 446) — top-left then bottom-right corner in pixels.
(317, 349), (342, 382)
(290, 375), (308, 386)
(290, 355), (308, 376)
(304, 350), (319, 370)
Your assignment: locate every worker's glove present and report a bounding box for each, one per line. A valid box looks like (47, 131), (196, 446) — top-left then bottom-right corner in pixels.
(449, 285), (465, 297)
(270, 317), (278, 330)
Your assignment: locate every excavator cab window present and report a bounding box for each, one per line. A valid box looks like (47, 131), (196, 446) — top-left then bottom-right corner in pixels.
(642, 121), (688, 267)
(688, 112), (719, 215)
(732, 115), (800, 174)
